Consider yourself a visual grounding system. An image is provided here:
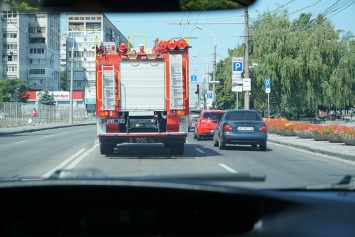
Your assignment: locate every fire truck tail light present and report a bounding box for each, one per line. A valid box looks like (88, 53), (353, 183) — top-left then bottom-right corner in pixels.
(98, 111), (109, 117)
(176, 110), (186, 116)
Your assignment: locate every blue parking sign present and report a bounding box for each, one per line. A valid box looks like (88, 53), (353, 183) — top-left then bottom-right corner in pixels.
(233, 61), (243, 72)
(191, 75), (197, 82)
(265, 78), (270, 89)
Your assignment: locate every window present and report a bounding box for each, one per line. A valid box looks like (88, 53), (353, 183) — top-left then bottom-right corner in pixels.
(202, 112), (223, 120)
(75, 62), (83, 67)
(3, 55), (17, 62)
(30, 38), (45, 43)
(85, 51), (94, 57)
(29, 48), (45, 54)
(74, 71), (85, 78)
(226, 111), (262, 121)
(69, 23), (84, 31)
(4, 44), (18, 50)
(5, 66), (17, 72)
(29, 27), (46, 33)
(29, 69), (45, 74)
(74, 81), (84, 87)
(86, 22), (101, 31)
(3, 33), (17, 38)
(29, 79), (44, 85)
(30, 59), (45, 64)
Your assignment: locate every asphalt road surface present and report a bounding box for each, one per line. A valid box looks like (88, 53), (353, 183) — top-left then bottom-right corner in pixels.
(1, 125), (355, 188)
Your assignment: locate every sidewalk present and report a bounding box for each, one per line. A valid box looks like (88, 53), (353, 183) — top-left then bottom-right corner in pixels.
(268, 133), (355, 162)
(0, 118), (96, 136)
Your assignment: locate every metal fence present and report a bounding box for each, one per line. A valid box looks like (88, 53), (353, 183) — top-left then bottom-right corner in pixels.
(0, 102), (87, 127)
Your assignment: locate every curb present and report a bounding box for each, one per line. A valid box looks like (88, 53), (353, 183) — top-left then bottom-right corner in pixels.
(0, 122), (96, 136)
(268, 138), (355, 163)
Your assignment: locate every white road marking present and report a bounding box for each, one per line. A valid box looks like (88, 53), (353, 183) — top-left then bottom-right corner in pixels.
(219, 163), (238, 173)
(195, 148), (205, 153)
(66, 143), (99, 169)
(14, 140), (26, 144)
(41, 148), (86, 178)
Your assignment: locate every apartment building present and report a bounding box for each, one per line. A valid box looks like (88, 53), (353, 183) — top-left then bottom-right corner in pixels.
(1, 11), (61, 91)
(64, 13), (127, 91)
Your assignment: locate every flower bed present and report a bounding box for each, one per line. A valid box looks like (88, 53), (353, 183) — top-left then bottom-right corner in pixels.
(264, 118), (355, 145)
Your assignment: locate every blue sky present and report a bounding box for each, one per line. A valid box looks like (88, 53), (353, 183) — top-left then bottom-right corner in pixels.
(103, 0), (355, 106)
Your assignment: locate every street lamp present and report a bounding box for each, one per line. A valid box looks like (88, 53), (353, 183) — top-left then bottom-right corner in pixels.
(196, 26), (217, 107)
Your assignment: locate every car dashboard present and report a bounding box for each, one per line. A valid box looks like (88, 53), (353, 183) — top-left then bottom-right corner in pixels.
(0, 180), (355, 237)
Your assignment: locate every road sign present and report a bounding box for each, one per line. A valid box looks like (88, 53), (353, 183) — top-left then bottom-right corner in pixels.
(232, 57), (243, 74)
(243, 78), (251, 91)
(207, 92), (213, 99)
(232, 83), (243, 92)
(265, 78), (270, 93)
(191, 75), (197, 82)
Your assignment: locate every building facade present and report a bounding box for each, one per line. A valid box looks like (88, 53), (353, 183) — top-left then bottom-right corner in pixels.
(1, 11), (61, 91)
(64, 13), (127, 91)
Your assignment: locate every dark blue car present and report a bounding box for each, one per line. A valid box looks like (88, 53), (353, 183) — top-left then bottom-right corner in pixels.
(213, 110), (268, 151)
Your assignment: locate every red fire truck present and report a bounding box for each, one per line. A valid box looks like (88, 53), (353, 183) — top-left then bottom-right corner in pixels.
(95, 35), (190, 156)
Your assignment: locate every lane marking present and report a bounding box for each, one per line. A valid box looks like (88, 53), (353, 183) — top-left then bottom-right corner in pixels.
(219, 163), (238, 173)
(195, 148), (205, 153)
(41, 148), (86, 178)
(14, 140), (26, 144)
(66, 143), (99, 169)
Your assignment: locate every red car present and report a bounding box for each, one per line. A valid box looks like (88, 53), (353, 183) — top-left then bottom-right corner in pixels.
(194, 110), (224, 140)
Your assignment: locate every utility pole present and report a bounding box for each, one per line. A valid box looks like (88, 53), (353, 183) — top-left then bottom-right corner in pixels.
(243, 7), (250, 110)
(70, 39), (74, 124)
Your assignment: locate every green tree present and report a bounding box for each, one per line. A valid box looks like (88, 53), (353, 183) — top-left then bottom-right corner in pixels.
(2, 0), (42, 12)
(60, 70), (67, 91)
(180, 0), (241, 11)
(38, 88), (56, 105)
(216, 8), (355, 119)
(0, 79), (30, 102)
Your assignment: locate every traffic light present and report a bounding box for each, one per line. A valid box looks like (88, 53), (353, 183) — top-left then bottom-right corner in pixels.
(195, 84), (199, 94)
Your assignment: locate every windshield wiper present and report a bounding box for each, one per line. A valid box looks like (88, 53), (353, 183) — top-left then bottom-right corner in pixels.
(47, 168), (266, 183)
(305, 174), (355, 190)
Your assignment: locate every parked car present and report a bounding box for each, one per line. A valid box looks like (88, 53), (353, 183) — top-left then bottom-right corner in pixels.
(194, 110), (224, 140)
(213, 110), (268, 150)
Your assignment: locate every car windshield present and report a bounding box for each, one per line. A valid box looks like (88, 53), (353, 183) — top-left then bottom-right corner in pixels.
(0, 0), (355, 191)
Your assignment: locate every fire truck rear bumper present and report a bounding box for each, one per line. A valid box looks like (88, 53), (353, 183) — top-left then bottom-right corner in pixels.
(98, 133), (187, 144)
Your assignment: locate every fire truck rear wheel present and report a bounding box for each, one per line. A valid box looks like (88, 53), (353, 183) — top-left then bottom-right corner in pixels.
(170, 143), (184, 155)
(100, 144), (115, 155)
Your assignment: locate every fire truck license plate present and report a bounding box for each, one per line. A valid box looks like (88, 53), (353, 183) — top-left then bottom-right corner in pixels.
(106, 118), (125, 124)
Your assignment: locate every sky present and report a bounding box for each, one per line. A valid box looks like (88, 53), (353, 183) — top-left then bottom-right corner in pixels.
(102, 0), (355, 106)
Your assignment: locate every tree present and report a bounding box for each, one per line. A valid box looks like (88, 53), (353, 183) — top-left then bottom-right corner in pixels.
(38, 88), (56, 105)
(0, 79), (30, 102)
(60, 70), (67, 91)
(180, 0), (241, 11)
(2, 0), (42, 12)
(214, 8), (355, 118)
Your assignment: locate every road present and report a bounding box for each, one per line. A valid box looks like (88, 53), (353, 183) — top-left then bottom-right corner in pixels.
(1, 125), (355, 188)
